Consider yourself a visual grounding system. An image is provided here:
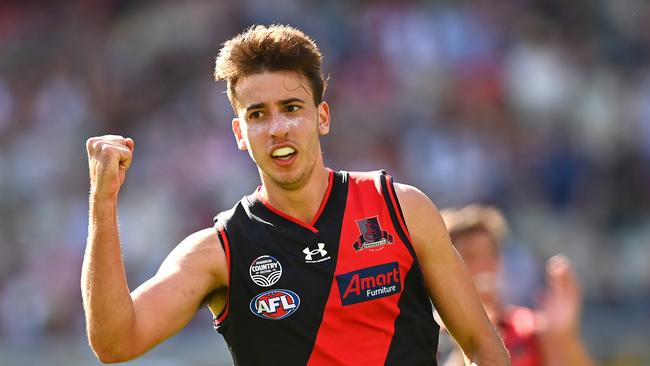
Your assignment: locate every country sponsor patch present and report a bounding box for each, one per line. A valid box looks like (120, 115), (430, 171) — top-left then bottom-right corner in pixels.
(249, 255), (282, 287)
(249, 289), (300, 320)
(353, 216), (394, 252)
(336, 262), (401, 306)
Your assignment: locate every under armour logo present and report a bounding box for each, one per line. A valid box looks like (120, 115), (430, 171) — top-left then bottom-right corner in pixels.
(303, 243), (331, 263)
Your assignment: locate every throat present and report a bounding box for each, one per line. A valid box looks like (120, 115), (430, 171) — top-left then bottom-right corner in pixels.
(259, 167), (332, 225)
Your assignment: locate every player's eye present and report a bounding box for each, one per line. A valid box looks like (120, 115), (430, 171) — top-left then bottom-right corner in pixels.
(285, 105), (300, 113)
(248, 111), (264, 119)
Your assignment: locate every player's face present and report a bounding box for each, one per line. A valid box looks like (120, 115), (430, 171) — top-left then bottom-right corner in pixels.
(454, 230), (501, 302)
(231, 71), (330, 190)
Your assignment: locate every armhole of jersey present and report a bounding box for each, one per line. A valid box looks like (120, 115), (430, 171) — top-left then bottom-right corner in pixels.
(213, 228), (231, 327)
(379, 173), (417, 258)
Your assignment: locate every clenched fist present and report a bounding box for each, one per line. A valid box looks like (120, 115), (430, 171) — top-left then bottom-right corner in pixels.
(86, 135), (135, 199)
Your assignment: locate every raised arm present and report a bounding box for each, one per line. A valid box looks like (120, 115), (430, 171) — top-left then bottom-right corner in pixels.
(539, 255), (594, 366)
(82, 135), (227, 363)
(394, 183), (509, 365)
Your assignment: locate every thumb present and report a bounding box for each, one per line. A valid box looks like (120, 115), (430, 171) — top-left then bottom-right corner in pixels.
(116, 145), (133, 170)
(125, 137), (135, 152)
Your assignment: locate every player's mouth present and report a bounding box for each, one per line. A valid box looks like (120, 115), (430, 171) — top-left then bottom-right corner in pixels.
(271, 146), (297, 165)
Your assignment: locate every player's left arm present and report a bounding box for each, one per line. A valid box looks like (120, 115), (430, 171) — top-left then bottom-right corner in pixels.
(394, 183), (510, 366)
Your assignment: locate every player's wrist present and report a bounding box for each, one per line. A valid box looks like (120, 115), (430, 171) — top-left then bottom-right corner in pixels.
(89, 188), (119, 208)
(89, 182), (121, 200)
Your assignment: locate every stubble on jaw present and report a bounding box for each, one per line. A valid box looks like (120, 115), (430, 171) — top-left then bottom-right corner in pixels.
(261, 142), (318, 192)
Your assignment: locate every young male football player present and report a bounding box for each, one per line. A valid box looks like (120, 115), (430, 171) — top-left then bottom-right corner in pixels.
(82, 25), (509, 365)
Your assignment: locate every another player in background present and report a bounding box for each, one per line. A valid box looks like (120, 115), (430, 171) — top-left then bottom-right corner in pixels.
(440, 205), (594, 366)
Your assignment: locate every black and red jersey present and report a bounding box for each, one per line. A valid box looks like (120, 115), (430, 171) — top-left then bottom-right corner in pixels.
(212, 170), (439, 365)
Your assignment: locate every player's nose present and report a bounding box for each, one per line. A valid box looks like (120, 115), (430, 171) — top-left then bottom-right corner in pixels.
(268, 113), (290, 137)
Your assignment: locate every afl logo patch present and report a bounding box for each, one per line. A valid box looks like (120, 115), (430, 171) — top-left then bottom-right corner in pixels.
(249, 255), (282, 287)
(250, 289), (300, 320)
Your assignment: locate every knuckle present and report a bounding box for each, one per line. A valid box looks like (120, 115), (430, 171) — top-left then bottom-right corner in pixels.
(91, 140), (105, 153)
(86, 137), (101, 151)
(105, 134), (126, 144)
(100, 143), (115, 153)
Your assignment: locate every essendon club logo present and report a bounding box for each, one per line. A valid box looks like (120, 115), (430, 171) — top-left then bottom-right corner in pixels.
(353, 216), (393, 252)
(336, 262), (401, 306)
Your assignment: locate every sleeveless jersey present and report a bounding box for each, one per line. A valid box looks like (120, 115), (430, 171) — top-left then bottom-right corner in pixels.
(212, 170), (439, 365)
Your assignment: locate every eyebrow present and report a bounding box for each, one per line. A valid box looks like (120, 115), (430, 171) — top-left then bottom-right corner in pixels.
(245, 102), (265, 111)
(278, 98), (305, 105)
(244, 98), (306, 112)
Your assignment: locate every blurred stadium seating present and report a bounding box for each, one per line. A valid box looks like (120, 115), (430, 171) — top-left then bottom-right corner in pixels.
(0, 1), (648, 365)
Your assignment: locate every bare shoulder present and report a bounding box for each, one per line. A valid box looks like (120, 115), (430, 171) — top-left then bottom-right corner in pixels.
(393, 183), (437, 213)
(392, 183), (450, 255)
(392, 183), (446, 232)
(158, 227), (228, 288)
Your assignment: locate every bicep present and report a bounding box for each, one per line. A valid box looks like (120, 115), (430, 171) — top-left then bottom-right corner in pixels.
(129, 227), (227, 357)
(395, 184), (495, 353)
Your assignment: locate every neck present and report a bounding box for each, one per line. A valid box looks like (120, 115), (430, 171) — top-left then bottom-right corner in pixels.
(259, 165), (330, 224)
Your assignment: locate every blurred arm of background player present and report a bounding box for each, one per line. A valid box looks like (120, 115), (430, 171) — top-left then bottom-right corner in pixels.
(441, 255), (594, 366)
(81, 135), (227, 363)
(537, 255), (595, 366)
(439, 205), (595, 366)
(396, 187), (510, 365)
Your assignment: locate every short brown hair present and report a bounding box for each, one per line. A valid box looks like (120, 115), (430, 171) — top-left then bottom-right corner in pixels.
(214, 24), (326, 107)
(440, 205), (508, 249)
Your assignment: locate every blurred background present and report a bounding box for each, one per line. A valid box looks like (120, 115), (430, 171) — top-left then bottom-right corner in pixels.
(0, 0), (649, 365)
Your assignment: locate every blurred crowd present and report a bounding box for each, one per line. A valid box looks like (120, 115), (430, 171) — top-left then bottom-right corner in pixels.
(0, 0), (649, 364)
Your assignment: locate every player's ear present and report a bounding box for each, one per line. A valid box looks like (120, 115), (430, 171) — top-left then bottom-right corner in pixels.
(232, 118), (247, 151)
(317, 101), (330, 136)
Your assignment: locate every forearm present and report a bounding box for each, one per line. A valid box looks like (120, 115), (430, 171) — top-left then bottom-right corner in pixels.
(81, 194), (136, 359)
(465, 327), (510, 366)
(467, 349), (511, 366)
(443, 338), (510, 366)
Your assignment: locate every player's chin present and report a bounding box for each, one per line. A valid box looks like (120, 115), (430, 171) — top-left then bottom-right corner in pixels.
(270, 169), (307, 191)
